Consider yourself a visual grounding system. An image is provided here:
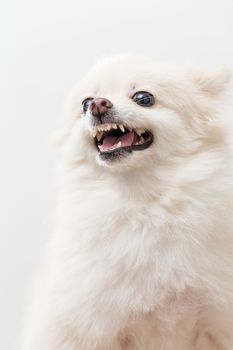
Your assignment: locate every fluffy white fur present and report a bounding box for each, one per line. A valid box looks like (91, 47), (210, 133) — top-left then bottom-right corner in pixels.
(21, 55), (233, 350)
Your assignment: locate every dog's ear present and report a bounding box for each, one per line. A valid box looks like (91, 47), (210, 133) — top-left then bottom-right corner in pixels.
(190, 68), (232, 97)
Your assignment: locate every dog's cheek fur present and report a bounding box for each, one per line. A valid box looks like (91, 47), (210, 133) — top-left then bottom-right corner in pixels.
(54, 107), (203, 173)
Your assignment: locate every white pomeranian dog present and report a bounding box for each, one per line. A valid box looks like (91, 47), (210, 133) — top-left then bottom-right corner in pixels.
(21, 55), (233, 350)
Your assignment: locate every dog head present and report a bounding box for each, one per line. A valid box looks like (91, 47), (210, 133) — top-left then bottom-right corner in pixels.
(56, 55), (231, 174)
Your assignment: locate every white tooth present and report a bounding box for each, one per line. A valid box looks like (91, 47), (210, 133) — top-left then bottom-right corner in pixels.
(135, 128), (145, 136)
(97, 125), (101, 132)
(119, 124), (125, 132)
(116, 141), (122, 148)
(97, 132), (103, 141)
(107, 124), (111, 130)
(113, 123), (117, 129)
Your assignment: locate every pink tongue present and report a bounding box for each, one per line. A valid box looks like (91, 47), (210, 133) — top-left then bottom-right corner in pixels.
(101, 135), (118, 150)
(118, 131), (136, 147)
(100, 131), (137, 152)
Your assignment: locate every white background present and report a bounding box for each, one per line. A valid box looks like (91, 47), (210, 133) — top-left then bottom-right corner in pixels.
(0, 0), (233, 349)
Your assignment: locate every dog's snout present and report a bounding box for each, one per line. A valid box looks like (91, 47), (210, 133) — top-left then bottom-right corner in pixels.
(90, 98), (113, 118)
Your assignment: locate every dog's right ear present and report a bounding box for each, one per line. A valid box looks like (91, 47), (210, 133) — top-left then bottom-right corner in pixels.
(190, 68), (232, 98)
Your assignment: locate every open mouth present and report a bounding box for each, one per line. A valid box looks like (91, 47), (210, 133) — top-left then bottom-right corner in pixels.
(91, 123), (153, 159)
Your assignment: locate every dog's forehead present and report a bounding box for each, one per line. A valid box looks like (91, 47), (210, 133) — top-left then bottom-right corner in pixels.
(75, 56), (187, 102)
(86, 59), (154, 94)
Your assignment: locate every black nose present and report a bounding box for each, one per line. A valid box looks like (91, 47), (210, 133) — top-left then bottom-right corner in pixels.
(90, 98), (113, 118)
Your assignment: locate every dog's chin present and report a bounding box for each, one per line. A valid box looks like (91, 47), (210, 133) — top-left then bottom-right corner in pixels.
(95, 148), (152, 172)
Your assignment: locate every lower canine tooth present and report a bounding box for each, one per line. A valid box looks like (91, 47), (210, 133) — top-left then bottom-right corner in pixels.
(116, 141), (122, 148)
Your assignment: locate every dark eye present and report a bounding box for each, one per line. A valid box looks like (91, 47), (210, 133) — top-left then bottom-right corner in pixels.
(132, 91), (155, 107)
(82, 98), (93, 113)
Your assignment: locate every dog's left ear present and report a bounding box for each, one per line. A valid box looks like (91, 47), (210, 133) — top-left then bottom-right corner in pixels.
(190, 68), (232, 97)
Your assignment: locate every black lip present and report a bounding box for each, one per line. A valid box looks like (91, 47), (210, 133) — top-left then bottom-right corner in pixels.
(96, 131), (153, 161)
